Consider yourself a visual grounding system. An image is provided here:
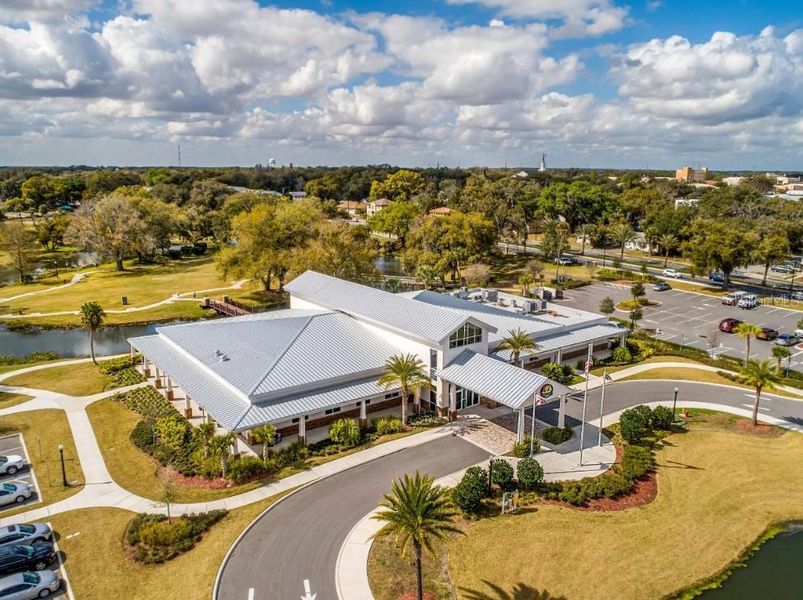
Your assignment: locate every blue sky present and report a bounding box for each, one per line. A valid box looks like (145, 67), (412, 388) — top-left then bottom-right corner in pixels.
(1, 0), (803, 169)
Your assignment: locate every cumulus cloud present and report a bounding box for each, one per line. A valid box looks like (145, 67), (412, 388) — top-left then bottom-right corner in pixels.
(0, 0), (97, 24)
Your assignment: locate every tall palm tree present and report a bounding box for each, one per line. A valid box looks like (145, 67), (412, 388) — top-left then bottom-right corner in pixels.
(372, 472), (462, 600)
(208, 433), (235, 478)
(79, 301), (106, 365)
(609, 221), (635, 261)
(198, 421), (216, 457)
(378, 354), (431, 425)
(735, 322), (762, 364)
(643, 226), (659, 257)
(250, 423), (277, 462)
(575, 223), (594, 255)
(659, 233), (679, 268)
(737, 359), (781, 426)
(496, 328), (539, 366)
(518, 273), (534, 297)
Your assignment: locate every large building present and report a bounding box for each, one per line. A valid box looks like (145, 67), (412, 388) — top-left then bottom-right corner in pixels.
(128, 272), (624, 447)
(675, 166), (710, 183)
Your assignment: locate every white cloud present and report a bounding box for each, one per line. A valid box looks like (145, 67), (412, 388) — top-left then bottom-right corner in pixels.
(0, 0), (97, 24)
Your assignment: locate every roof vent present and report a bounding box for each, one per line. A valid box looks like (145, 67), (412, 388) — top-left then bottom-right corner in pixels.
(215, 349), (223, 356)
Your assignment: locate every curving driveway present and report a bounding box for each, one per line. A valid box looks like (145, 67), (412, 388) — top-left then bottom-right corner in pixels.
(215, 380), (803, 600)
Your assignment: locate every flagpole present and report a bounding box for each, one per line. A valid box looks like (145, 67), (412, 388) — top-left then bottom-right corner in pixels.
(529, 393), (537, 457)
(597, 368), (607, 446)
(578, 346), (592, 466)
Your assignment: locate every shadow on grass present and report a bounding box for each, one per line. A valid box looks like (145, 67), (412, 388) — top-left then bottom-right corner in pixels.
(658, 459), (705, 470)
(460, 580), (567, 600)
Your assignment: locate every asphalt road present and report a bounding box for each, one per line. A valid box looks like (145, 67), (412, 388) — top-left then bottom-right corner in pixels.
(216, 435), (490, 600)
(556, 282), (803, 366)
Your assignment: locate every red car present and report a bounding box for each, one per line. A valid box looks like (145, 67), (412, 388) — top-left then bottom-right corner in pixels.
(719, 318), (742, 333)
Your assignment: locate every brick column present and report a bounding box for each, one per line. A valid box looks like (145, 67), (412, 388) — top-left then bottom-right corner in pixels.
(165, 377), (174, 401)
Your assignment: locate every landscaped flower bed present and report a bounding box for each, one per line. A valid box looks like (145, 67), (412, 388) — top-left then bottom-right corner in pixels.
(99, 356), (144, 387)
(124, 510), (228, 563)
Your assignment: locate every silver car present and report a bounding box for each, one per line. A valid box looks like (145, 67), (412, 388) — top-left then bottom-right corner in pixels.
(0, 456), (26, 477)
(0, 484), (32, 508)
(0, 570), (60, 599)
(0, 525), (52, 548)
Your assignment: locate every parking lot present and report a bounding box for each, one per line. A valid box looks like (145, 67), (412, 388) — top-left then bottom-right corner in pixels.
(0, 433), (41, 512)
(558, 282), (803, 368)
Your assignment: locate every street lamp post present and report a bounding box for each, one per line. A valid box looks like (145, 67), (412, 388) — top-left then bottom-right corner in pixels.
(672, 386), (679, 421)
(58, 444), (67, 487)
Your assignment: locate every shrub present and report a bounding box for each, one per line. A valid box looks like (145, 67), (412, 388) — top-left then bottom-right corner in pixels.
(373, 415), (403, 435)
(407, 413), (447, 428)
(541, 361), (574, 385)
(0, 351), (60, 365)
(620, 445), (654, 481)
(117, 386), (175, 419)
(651, 405), (674, 430)
(542, 425), (573, 445)
(611, 346), (633, 363)
(125, 510), (227, 564)
(130, 420), (155, 450)
(275, 441), (309, 467)
(619, 406), (652, 442)
(513, 436), (539, 458)
(452, 466), (488, 514)
(154, 416), (190, 452)
(516, 458), (544, 490)
(99, 356), (144, 387)
(227, 456), (273, 484)
(328, 418), (361, 447)
(490, 458), (515, 490)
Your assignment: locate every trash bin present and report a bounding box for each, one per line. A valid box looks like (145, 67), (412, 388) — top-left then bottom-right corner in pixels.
(121, 296), (128, 305)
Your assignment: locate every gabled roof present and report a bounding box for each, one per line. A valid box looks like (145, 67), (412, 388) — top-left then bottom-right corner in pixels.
(284, 271), (495, 346)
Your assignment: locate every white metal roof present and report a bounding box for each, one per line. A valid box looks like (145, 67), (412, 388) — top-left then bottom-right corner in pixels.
(492, 323), (626, 361)
(436, 350), (549, 410)
(284, 271), (495, 345)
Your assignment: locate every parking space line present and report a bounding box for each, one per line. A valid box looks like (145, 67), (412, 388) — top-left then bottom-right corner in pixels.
(49, 521), (75, 600)
(17, 433), (42, 509)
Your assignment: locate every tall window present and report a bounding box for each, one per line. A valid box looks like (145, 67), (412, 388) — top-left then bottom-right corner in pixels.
(449, 323), (483, 349)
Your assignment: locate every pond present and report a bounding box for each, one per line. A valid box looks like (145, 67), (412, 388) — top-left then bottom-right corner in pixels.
(374, 254), (405, 277)
(0, 251), (97, 285)
(697, 524), (803, 599)
(0, 321), (188, 358)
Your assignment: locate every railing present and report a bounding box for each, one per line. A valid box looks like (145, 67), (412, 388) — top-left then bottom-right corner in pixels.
(201, 296), (254, 317)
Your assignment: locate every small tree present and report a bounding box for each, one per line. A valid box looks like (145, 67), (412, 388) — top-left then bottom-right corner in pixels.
(496, 328), (539, 366)
(489, 458), (514, 490)
(79, 301), (106, 365)
(378, 353), (431, 426)
(735, 322), (762, 364)
(516, 458), (544, 490)
(631, 282), (645, 304)
(518, 273), (535, 297)
(208, 433), (235, 478)
(329, 418), (361, 447)
(599, 296), (615, 316)
(158, 470), (177, 523)
(452, 466), (488, 514)
(737, 359), (781, 427)
(619, 406), (651, 442)
(629, 306), (643, 330)
(772, 345), (792, 372)
(659, 233), (678, 267)
(250, 423), (277, 462)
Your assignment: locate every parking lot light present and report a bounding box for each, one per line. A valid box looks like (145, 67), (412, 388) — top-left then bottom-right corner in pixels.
(58, 444), (67, 487)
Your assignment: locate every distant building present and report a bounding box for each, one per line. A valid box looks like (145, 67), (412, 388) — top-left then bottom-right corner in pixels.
(429, 206), (453, 216)
(367, 197), (391, 217)
(767, 173), (801, 186)
(624, 232), (652, 254)
(289, 191), (307, 201)
(338, 200), (368, 219)
(539, 153), (547, 173)
(227, 186), (282, 196)
(514, 170), (529, 178)
(675, 166), (709, 183)
(723, 176), (744, 186)
(675, 198), (701, 209)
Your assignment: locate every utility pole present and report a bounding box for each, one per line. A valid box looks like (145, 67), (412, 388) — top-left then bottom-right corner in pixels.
(177, 144), (181, 167)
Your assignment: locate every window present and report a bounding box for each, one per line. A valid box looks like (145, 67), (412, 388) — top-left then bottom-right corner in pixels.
(448, 323), (483, 349)
(324, 407), (341, 415)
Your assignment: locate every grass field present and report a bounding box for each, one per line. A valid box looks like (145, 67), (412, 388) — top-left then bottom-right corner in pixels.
(0, 391), (33, 409)
(618, 366), (803, 398)
(49, 492), (290, 600)
(4, 362), (112, 395)
(441, 415), (803, 600)
(0, 409), (83, 515)
(0, 258), (234, 319)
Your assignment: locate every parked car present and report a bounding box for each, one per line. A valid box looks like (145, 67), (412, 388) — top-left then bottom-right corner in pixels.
(737, 295), (759, 309)
(719, 318), (742, 333)
(0, 525), (52, 548)
(0, 543), (56, 576)
(0, 456), (26, 477)
(791, 291), (803, 301)
(756, 327), (779, 341)
(708, 271), (725, 283)
(0, 570), (60, 600)
(662, 268), (682, 278)
(796, 328), (803, 339)
(0, 484), (31, 508)
(653, 281), (671, 291)
(554, 255), (574, 266)
(721, 291), (749, 306)
(770, 264), (795, 274)
(775, 333), (799, 347)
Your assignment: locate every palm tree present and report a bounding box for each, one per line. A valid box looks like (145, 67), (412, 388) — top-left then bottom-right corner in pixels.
(372, 472), (462, 600)
(208, 433), (235, 478)
(496, 328), (539, 366)
(575, 223), (594, 255)
(644, 226), (659, 257)
(198, 421), (216, 457)
(609, 221), (635, 261)
(79, 301), (106, 365)
(659, 233), (679, 268)
(737, 359), (781, 426)
(518, 273), (534, 297)
(735, 322), (762, 364)
(416, 265), (438, 290)
(250, 423), (277, 462)
(378, 354), (431, 426)
(772, 345), (792, 373)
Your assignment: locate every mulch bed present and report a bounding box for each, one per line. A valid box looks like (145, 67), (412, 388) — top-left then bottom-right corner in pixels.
(158, 466), (233, 490)
(734, 420), (783, 438)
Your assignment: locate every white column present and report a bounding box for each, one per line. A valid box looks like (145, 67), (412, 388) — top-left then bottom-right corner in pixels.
(142, 357), (150, 377)
(154, 366), (162, 388)
(359, 400), (367, 428)
(165, 377), (174, 401)
(298, 416), (306, 443)
(129, 345), (135, 360)
(558, 395), (566, 428)
(449, 384), (457, 421)
(413, 388), (421, 414)
(555, 349), (563, 364)
(184, 394), (191, 413)
(517, 407), (525, 442)
(620, 332), (627, 346)
(588, 342), (594, 356)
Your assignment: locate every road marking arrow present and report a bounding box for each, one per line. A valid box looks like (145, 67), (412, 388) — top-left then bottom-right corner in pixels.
(247, 588), (254, 600)
(301, 579), (317, 600)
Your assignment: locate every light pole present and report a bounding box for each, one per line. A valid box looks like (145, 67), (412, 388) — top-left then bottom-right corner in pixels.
(58, 444), (67, 487)
(672, 386), (679, 421)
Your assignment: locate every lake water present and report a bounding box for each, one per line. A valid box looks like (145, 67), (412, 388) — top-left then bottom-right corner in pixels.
(697, 524), (803, 599)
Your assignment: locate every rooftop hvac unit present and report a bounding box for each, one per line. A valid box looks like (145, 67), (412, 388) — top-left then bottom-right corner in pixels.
(482, 289), (498, 302)
(523, 299), (539, 313)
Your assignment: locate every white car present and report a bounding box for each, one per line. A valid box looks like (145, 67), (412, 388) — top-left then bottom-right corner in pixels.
(662, 268), (682, 279)
(722, 290), (749, 306)
(737, 295), (759, 309)
(0, 483), (31, 508)
(0, 456), (26, 477)
(0, 570), (60, 599)
(554, 255), (574, 266)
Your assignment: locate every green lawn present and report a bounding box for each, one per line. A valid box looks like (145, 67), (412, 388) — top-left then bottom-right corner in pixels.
(0, 258), (234, 324)
(0, 391), (33, 409)
(4, 362), (113, 396)
(0, 410), (84, 515)
(426, 416), (803, 600)
(6, 300), (215, 328)
(49, 492), (290, 600)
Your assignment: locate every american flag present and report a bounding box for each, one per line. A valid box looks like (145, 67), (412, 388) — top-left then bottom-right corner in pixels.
(584, 356), (594, 376)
